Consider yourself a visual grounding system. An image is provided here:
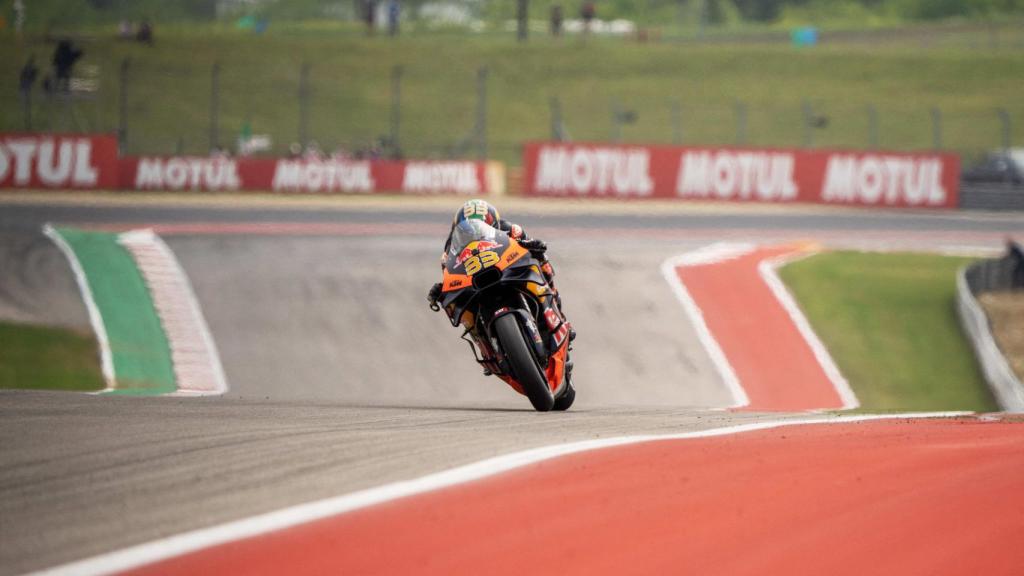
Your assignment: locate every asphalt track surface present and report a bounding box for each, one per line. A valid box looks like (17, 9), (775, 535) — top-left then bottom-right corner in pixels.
(2, 194), (1023, 574)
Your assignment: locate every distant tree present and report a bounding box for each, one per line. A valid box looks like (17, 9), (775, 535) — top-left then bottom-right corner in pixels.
(705, 0), (727, 24)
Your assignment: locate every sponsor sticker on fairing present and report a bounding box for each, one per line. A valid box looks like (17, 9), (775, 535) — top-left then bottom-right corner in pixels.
(455, 241), (500, 267)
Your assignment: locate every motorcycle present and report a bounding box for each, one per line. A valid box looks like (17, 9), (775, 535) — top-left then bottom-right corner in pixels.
(430, 219), (575, 412)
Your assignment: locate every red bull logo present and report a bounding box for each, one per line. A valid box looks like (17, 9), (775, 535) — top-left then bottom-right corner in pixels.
(455, 240), (501, 267)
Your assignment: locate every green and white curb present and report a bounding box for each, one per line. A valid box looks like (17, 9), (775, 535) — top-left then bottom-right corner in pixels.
(44, 225), (228, 396)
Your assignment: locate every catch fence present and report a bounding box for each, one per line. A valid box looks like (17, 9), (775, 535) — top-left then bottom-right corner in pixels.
(9, 58), (1020, 167)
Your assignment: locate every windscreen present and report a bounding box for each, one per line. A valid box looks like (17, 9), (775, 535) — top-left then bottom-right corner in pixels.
(450, 219), (499, 254)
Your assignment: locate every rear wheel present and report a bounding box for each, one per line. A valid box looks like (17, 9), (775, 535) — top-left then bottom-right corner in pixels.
(494, 314), (554, 412)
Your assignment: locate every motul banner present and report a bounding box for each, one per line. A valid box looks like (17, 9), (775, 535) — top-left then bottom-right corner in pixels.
(0, 134), (119, 189)
(119, 157), (503, 195)
(523, 142), (960, 209)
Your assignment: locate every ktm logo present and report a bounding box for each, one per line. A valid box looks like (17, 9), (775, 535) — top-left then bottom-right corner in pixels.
(450, 279), (463, 287)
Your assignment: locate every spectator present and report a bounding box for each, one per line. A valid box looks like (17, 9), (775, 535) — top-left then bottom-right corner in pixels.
(1008, 239), (1024, 290)
(118, 20), (134, 40)
(331, 145), (351, 160)
(550, 5), (563, 37)
(387, 0), (400, 36)
(137, 20), (153, 45)
(580, 1), (596, 34)
(52, 39), (83, 93)
(303, 140), (324, 160)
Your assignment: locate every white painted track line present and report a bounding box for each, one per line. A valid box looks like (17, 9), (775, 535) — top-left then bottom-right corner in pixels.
(43, 224), (117, 393)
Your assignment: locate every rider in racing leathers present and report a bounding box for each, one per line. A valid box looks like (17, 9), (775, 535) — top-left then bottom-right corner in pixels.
(427, 199), (559, 309)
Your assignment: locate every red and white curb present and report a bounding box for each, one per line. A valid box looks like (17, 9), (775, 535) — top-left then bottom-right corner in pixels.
(662, 242), (859, 411)
(118, 229), (228, 396)
(758, 248), (859, 410)
(26, 412), (971, 576)
(660, 242), (754, 409)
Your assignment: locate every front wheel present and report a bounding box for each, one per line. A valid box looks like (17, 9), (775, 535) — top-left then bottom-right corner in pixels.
(553, 381), (575, 411)
(494, 314), (554, 412)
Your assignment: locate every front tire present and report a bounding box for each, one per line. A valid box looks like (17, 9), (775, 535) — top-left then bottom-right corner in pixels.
(494, 314), (554, 412)
(553, 381), (575, 411)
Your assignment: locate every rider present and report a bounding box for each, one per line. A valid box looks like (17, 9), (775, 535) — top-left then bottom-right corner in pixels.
(427, 199), (558, 307)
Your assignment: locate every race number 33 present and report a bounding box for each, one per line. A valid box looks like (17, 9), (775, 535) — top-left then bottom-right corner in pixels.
(465, 251), (499, 275)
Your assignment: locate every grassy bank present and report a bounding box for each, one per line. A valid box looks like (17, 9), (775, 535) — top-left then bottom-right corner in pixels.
(780, 251), (997, 412)
(0, 322), (105, 392)
(2, 28), (1021, 165)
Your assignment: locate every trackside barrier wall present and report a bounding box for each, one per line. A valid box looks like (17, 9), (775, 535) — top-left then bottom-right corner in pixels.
(0, 133), (119, 189)
(0, 133), (504, 195)
(119, 157), (505, 196)
(523, 142), (960, 209)
(957, 257), (1024, 411)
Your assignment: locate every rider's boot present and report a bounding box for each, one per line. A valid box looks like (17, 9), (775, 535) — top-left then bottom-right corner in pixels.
(540, 259), (564, 307)
(540, 258), (575, 343)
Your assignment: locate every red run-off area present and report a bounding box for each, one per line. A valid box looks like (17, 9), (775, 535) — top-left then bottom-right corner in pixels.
(129, 417), (1023, 576)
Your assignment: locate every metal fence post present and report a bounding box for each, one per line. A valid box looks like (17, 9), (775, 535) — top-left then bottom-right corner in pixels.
(118, 58), (130, 155)
(390, 65), (402, 154)
(550, 96), (565, 141)
(516, 0), (528, 42)
(298, 62), (311, 150)
(476, 67), (488, 160)
(209, 61), (221, 152)
(801, 99), (814, 148)
(735, 100), (747, 145)
(997, 108), (1011, 151)
(931, 107), (943, 150)
(21, 84), (32, 131)
(866, 104), (878, 149)
(611, 99), (622, 143)
(672, 100), (683, 145)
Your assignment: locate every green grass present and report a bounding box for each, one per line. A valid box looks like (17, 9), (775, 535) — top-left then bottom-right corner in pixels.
(780, 251), (997, 412)
(0, 322), (105, 392)
(2, 26), (1022, 166)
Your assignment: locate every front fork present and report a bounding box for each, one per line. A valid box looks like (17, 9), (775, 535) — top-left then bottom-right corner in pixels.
(467, 290), (569, 380)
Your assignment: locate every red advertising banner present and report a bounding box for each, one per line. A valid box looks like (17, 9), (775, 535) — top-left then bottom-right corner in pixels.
(118, 157), (501, 195)
(523, 142), (960, 209)
(0, 134), (119, 190)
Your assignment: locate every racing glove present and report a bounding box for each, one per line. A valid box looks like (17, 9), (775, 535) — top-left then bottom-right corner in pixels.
(519, 238), (547, 256)
(427, 282), (442, 308)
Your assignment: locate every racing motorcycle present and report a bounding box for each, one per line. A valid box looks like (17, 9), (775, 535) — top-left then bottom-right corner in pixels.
(430, 219), (575, 412)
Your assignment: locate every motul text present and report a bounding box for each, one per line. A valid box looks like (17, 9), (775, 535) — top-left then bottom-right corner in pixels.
(524, 142), (959, 209)
(0, 134), (118, 189)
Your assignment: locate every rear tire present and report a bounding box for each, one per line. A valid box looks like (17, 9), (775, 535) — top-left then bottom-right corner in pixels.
(494, 314), (554, 412)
